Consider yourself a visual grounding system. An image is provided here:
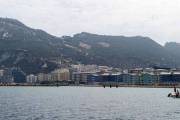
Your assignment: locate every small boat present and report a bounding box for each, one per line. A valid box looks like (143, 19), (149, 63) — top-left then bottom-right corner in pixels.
(168, 92), (180, 98)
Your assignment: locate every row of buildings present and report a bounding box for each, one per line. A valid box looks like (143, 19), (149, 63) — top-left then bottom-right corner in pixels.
(1, 65), (180, 86)
(73, 72), (180, 86)
(72, 66), (180, 86)
(0, 63), (121, 84)
(0, 68), (26, 83)
(26, 68), (70, 83)
(0, 68), (70, 84)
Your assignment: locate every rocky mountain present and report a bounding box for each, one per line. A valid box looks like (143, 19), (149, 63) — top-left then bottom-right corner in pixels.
(0, 18), (63, 74)
(0, 17), (180, 74)
(64, 32), (180, 68)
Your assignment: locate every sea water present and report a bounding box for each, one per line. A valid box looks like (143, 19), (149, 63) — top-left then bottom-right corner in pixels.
(0, 86), (179, 120)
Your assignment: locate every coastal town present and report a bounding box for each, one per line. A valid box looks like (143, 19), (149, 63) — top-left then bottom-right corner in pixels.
(0, 63), (180, 87)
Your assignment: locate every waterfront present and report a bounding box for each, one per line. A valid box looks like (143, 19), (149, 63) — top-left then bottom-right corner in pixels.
(0, 87), (180, 120)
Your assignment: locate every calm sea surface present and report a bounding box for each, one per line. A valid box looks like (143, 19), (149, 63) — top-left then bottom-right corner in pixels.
(0, 86), (179, 120)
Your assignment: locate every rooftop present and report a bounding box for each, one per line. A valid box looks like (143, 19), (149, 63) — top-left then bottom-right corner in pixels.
(73, 71), (100, 74)
(160, 72), (171, 75)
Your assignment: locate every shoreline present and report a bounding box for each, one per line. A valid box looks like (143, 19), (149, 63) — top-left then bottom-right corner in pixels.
(0, 84), (179, 88)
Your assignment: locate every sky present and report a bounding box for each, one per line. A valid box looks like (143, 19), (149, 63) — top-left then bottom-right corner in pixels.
(1, 0), (180, 45)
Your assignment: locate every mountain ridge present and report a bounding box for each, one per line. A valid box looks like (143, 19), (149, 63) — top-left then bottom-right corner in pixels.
(164, 42), (180, 57)
(0, 17), (180, 74)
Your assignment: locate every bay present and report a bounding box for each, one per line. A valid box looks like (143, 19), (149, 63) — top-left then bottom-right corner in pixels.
(0, 86), (179, 120)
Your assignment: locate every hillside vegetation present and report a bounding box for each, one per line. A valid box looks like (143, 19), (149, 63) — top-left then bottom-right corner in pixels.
(0, 17), (180, 74)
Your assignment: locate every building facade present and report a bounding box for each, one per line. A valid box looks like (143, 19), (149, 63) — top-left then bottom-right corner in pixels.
(0, 70), (4, 77)
(37, 73), (51, 82)
(12, 68), (26, 83)
(51, 68), (70, 81)
(73, 72), (99, 83)
(124, 73), (141, 85)
(87, 74), (102, 84)
(26, 74), (37, 83)
(0, 68), (13, 83)
(87, 73), (124, 84)
(159, 72), (180, 85)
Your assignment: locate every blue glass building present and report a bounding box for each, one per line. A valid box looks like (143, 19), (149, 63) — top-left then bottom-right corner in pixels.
(12, 68), (26, 83)
(87, 74), (102, 83)
(101, 74), (110, 82)
(1, 68), (13, 83)
(159, 73), (171, 83)
(87, 73), (123, 84)
(171, 73), (180, 83)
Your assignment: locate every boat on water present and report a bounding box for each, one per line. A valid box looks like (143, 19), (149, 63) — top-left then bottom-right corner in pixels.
(168, 92), (180, 98)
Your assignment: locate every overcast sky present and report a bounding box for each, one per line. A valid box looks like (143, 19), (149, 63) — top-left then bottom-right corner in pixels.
(1, 0), (180, 45)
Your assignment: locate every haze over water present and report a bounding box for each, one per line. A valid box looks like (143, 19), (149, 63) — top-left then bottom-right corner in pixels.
(0, 86), (179, 120)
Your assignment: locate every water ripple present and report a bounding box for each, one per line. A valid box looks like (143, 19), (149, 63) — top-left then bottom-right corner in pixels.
(0, 87), (180, 120)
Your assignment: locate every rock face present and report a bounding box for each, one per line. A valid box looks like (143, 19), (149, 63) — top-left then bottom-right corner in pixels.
(0, 17), (180, 74)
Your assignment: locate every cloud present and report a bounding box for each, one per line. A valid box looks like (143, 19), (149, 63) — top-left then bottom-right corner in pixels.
(0, 0), (180, 45)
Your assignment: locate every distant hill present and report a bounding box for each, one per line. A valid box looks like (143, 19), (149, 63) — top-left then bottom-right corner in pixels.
(0, 17), (180, 74)
(64, 32), (180, 68)
(0, 18), (63, 74)
(164, 42), (180, 57)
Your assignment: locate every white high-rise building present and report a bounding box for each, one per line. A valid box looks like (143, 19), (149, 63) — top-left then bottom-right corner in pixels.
(71, 63), (98, 72)
(26, 74), (37, 83)
(0, 70), (3, 77)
